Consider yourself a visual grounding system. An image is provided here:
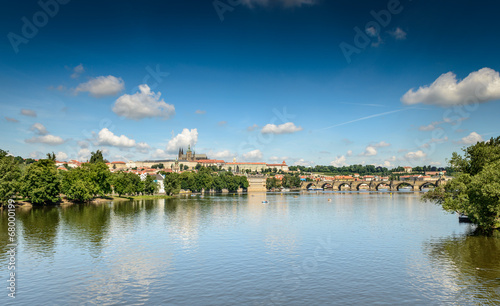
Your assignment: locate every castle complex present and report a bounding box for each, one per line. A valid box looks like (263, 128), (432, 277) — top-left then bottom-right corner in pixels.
(113, 146), (289, 173)
(177, 145), (207, 161)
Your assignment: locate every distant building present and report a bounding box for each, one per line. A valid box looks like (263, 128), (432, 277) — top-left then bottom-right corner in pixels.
(403, 166), (413, 173)
(178, 145), (208, 162)
(265, 161), (289, 172)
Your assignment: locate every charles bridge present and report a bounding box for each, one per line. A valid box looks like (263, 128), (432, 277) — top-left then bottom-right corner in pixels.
(300, 178), (444, 191)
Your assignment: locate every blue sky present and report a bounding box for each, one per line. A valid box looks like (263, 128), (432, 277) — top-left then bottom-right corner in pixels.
(1, 0), (500, 168)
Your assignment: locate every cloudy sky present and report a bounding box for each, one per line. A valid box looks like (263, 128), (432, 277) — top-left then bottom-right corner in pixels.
(1, 0), (500, 167)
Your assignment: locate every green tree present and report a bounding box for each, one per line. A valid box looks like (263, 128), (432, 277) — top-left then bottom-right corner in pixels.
(163, 173), (181, 195)
(89, 150), (105, 164)
(46, 152), (56, 161)
(61, 166), (95, 202)
(143, 174), (159, 195)
(0, 150), (22, 205)
(22, 158), (61, 204)
(423, 136), (500, 230)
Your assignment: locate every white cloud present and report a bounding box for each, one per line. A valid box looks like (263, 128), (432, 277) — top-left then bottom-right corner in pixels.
(218, 121), (228, 126)
(136, 142), (151, 154)
(293, 158), (315, 167)
(330, 155), (347, 167)
(25, 135), (65, 145)
(247, 124), (259, 131)
(361, 146), (377, 156)
(389, 27), (407, 40)
(211, 150), (236, 160)
(5, 117), (19, 123)
(242, 149), (263, 161)
(261, 122), (303, 134)
(419, 122), (439, 131)
(166, 128), (198, 153)
(195, 110), (206, 114)
(151, 149), (173, 159)
(71, 64), (84, 79)
(75, 75), (124, 97)
(240, 0), (316, 8)
(29, 151), (43, 158)
(78, 148), (91, 162)
(20, 109), (36, 117)
(56, 151), (68, 161)
(366, 26), (378, 37)
(96, 128), (136, 148)
(401, 68), (500, 106)
(430, 161), (441, 166)
(346, 150), (353, 157)
(269, 156), (289, 162)
(113, 84), (175, 120)
(77, 141), (89, 149)
(372, 141), (391, 148)
(30, 123), (48, 135)
(405, 150), (427, 160)
(459, 132), (483, 145)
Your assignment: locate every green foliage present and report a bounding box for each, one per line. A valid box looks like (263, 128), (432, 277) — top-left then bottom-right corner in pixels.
(21, 159), (61, 204)
(151, 163), (164, 169)
(0, 151), (22, 205)
(143, 174), (159, 195)
(61, 166), (95, 202)
(112, 172), (144, 196)
(61, 162), (112, 202)
(266, 177), (280, 190)
(163, 173), (181, 195)
(89, 150), (105, 164)
(423, 136), (500, 230)
(46, 152), (56, 161)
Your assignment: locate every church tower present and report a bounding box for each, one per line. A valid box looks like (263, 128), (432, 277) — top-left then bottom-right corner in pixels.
(186, 145), (192, 161)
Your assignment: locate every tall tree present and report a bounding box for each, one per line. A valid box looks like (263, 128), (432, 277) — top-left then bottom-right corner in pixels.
(22, 159), (61, 204)
(423, 136), (500, 230)
(0, 150), (22, 205)
(89, 150), (105, 164)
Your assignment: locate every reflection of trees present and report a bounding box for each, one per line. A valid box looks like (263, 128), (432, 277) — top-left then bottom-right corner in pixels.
(17, 206), (60, 256)
(60, 204), (111, 252)
(423, 230), (500, 304)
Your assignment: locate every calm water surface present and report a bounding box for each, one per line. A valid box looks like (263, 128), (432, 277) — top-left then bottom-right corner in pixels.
(1, 192), (499, 305)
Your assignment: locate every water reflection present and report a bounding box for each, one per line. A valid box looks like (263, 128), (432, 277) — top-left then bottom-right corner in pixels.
(57, 203), (113, 257)
(17, 206), (60, 257)
(421, 230), (500, 304)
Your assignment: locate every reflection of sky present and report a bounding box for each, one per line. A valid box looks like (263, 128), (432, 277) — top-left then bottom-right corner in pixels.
(1, 193), (499, 304)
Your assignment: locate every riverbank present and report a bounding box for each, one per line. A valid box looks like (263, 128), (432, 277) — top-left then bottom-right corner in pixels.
(2, 194), (175, 207)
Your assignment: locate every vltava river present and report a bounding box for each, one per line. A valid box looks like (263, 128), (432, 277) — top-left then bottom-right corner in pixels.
(1, 192), (499, 305)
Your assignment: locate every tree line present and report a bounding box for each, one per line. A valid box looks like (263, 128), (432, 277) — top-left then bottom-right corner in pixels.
(289, 164), (452, 176)
(0, 150), (250, 205)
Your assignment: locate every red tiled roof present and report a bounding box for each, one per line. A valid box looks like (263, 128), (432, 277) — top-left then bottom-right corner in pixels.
(198, 159), (225, 163)
(111, 161), (126, 164)
(226, 162), (266, 165)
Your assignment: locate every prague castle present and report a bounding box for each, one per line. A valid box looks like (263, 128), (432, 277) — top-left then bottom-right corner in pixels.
(115, 146), (289, 173)
(177, 145), (207, 161)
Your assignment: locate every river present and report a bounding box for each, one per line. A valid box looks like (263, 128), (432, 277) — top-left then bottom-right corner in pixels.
(1, 192), (499, 305)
